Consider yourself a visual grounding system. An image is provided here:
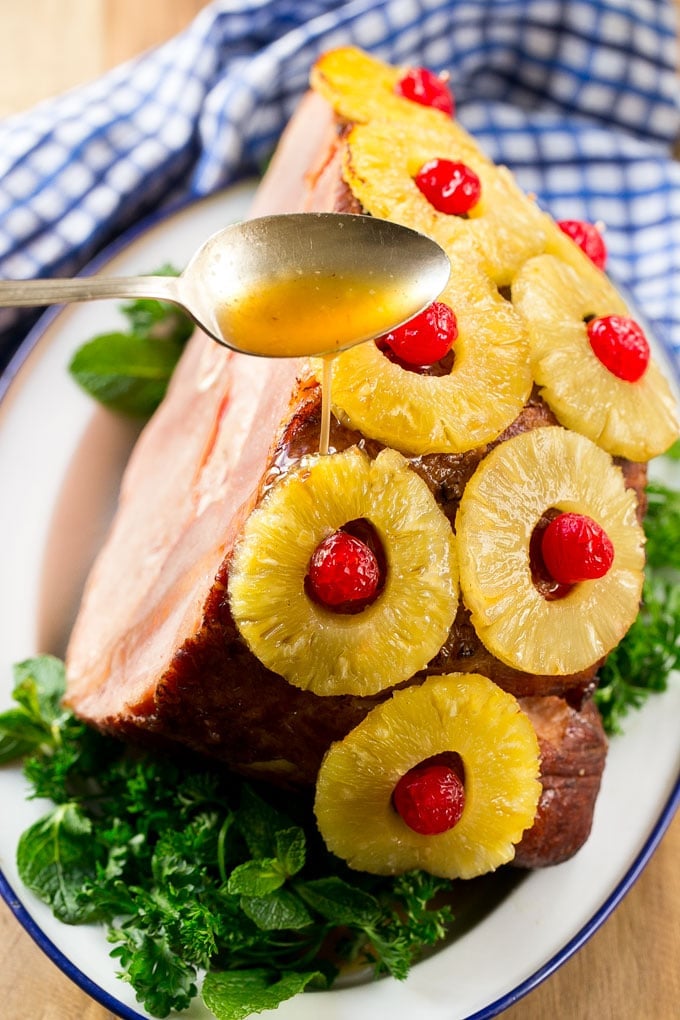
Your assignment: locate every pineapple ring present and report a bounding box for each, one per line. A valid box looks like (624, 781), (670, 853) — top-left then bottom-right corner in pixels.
(311, 46), (418, 125)
(324, 253), (532, 455)
(314, 673), (541, 879)
(229, 446), (458, 697)
(513, 254), (679, 460)
(344, 116), (546, 286)
(456, 426), (645, 676)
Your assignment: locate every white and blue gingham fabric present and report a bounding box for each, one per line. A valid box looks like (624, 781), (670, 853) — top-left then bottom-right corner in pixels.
(1, 0), (679, 371)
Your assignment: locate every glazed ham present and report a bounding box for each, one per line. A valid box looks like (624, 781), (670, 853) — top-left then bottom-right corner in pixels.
(65, 86), (642, 862)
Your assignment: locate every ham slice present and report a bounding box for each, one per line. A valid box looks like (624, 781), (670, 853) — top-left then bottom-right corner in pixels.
(65, 342), (304, 721)
(64, 95), (339, 727)
(65, 85), (638, 861)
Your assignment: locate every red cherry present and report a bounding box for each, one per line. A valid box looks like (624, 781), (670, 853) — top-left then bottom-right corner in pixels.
(395, 67), (455, 116)
(586, 315), (650, 382)
(541, 512), (614, 585)
(557, 219), (608, 270)
(414, 159), (481, 215)
(307, 531), (380, 608)
(379, 301), (457, 366)
(393, 763), (465, 835)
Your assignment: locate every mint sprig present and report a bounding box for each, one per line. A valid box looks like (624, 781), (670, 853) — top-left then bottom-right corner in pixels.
(68, 265), (193, 417)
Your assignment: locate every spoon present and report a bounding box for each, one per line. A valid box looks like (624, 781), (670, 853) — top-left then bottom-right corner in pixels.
(0, 213), (450, 358)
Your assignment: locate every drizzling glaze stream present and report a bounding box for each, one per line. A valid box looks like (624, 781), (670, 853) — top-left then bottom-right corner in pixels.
(215, 266), (448, 456)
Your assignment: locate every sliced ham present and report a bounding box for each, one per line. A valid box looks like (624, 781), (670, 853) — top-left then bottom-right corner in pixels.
(65, 343), (305, 721)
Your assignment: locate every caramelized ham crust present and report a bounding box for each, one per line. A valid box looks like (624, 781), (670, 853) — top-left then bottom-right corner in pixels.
(514, 697), (608, 867)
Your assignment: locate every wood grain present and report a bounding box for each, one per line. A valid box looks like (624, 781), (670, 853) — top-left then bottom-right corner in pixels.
(0, 1), (209, 117)
(0, 3), (678, 1019)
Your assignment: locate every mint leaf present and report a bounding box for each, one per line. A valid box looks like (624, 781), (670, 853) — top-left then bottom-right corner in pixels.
(297, 876), (381, 927)
(275, 826), (306, 877)
(227, 858), (286, 897)
(12, 654), (66, 724)
(0, 708), (48, 764)
(69, 332), (185, 418)
(67, 263), (193, 419)
(240, 888), (313, 931)
(0, 657), (69, 763)
(235, 784), (293, 858)
(16, 803), (99, 923)
(202, 968), (323, 1020)
(122, 300), (191, 342)
(120, 265), (193, 344)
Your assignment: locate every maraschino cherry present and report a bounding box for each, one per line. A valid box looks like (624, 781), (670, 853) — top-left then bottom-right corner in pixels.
(557, 219), (607, 270)
(587, 314), (650, 382)
(395, 67), (455, 116)
(307, 531), (380, 609)
(393, 762), (465, 835)
(415, 159), (481, 216)
(541, 512), (614, 585)
(380, 301), (457, 366)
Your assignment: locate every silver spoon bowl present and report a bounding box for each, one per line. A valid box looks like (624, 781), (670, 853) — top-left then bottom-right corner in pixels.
(0, 213), (450, 358)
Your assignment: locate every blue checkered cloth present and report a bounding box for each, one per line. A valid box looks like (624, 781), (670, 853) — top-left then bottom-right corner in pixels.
(1, 0), (679, 371)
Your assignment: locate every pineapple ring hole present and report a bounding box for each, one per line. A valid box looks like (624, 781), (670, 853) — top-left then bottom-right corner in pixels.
(529, 508), (575, 601)
(400, 750), (466, 788)
(376, 339), (455, 376)
(304, 517), (387, 614)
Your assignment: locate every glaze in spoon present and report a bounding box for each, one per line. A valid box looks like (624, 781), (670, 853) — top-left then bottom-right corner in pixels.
(0, 213), (450, 358)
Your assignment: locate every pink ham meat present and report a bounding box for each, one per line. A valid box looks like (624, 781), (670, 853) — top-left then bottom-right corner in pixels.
(65, 91), (348, 708)
(65, 340), (300, 721)
(65, 94), (333, 723)
(66, 88), (624, 861)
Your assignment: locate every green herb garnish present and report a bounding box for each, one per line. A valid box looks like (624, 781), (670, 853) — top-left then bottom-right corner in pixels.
(643, 481), (680, 570)
(660, 438), (680, 461)
(594, 478), (680, 734)
(2, 657), (452, 1019)
(68, 265), (193, 417)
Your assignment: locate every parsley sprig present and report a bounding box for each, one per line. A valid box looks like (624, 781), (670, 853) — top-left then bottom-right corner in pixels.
(0, 657), (453, 1019)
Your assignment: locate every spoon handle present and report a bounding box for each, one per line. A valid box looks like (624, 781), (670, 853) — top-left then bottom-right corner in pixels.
(0, 274), (182, 308)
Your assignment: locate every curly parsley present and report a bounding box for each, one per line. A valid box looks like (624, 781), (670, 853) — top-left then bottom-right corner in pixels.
(594, 477), (680, 734)
(1, 657), (453, 1019)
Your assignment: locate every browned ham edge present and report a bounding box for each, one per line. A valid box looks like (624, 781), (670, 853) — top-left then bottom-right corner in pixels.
(65, 88), (645, 864)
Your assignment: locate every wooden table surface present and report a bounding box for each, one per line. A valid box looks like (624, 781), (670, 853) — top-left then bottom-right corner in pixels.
(0, 2), (678, 1018)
